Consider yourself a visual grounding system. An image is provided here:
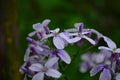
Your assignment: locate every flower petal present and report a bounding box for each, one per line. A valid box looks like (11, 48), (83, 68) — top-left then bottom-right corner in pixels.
(99, 68), (111, 80)
(90, 64), (104, 76)
(59, 33), (81, 43)
(42, 19), (51, 26)
(83, 36), (96, 45)
(32, 72), (44, 80)
(116, 73), (120, 80)
(29, 63), (43, 72)
(28, 31), (36, 37)
(103, 36), (116, 49)
(33, 23), (44, 31)
(57, 49), (71, 64)
(53, 36), (65, 49)
(115, 48), (120, 53)
(42, 33), (54, 40)
(24, 47), (31, 61)
(36, 46), (44, 51)
(45, 57), (59, 68)
(46, 69), (61, 78)
(50, 28), (60, 33)
(98, 46), (112, 51)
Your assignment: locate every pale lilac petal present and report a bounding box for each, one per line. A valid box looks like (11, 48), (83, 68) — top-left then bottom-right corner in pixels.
(28, 31), (36, 37)
(99, 69), (111, 80)
(103, 36), (116, 49)
(32, 72), (44, 80)
(90, 64), (104, 76)
(24, 48), (31, 61)
(50, 28), (60, 33)
(33, 23), (43, 31)
(68, 33), (78, 36)
(46, 69), (61, 78)
(42, 19), (51, 26)
(57, 50), (71, 64)
(98, 46), (112, 51)
(83, 36), (96, 45)
(59, 33), (81, 43)
(36, 46), (44, 51)
(116, 73), (120, 80)
(45, 57), (59, 68)
(82, 32), (89, 35)
(53, 36), (65, 49)
(29, 63), (43, 71)
(115, 48), (120, 53)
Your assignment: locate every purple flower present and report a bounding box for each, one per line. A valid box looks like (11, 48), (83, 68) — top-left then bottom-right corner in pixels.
(98, 36), (120, 53)
(90, 64), (112, 80)
(42, 28), (68, 49)
(59, 23), (96, 45)
(28, 19), (50, 37)
(29, 57), (61, 80)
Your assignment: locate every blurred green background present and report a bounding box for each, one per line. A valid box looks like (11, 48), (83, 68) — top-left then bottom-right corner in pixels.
(0, 0), (120, 80)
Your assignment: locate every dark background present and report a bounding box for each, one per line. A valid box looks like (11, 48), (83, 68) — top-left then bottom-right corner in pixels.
(0, 0), (120, 80)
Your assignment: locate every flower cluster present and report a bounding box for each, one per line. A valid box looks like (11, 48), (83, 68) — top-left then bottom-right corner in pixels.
(80, 36), (120, 80)
(20, 19), (120, 80)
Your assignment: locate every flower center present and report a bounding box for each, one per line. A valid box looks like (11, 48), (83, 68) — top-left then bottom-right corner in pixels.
(42, 67), (47, 72)
(113, 48), (116, 52)
(78, 32), (82, 37)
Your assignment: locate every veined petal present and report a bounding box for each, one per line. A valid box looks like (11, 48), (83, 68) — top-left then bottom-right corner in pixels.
(29, 63), (43, 72)
(90, 64), (104, 76)
(24, 47), (31, 61)
(45, 57), (59, 68)
(83, 36), (96, 45)
(42, 19), (51, 26)
(99, 69), (111, 80)
(46, 69), (61, 78)
(115, 48), (120, 53)
(59, 33), (81, 43)
(28, 31), (36, 37)
(103, 36), (116, 49)
(98, 46), (112, 51)
(53, 36), (65, 49)
(32, 72), (44, 80)
(57, 50), (71, 64)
